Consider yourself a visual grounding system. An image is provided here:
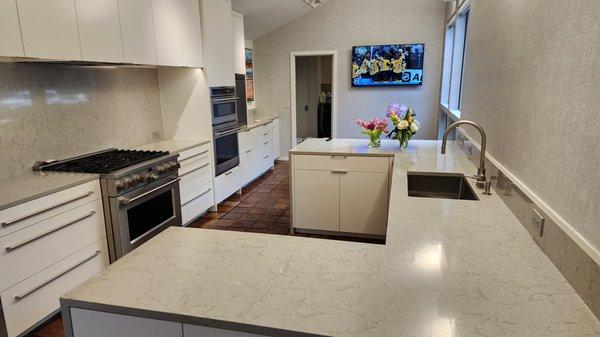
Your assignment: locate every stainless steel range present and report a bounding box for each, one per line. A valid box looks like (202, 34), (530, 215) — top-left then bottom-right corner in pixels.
(34, 149), (181, 262)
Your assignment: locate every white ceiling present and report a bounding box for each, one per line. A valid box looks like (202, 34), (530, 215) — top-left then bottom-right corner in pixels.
(232, 0), (326, 41)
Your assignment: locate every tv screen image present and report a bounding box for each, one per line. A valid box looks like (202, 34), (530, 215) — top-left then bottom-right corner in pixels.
(352, 44), (424, 87)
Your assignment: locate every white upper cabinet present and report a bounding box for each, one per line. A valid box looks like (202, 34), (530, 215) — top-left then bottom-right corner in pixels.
(200, 0), (235, 86)
(75, 0), (124, 63)
(17, 0), (82, 60)
(178, 0), (204, 68)
(0, 0), (24, 57)
(152, 0), (204, 67)
(232, 11), (245, 75)
(151, 0), (181, 66)
(118, 0), (157, 65)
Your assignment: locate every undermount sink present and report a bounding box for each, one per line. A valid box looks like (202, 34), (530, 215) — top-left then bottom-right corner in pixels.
(407, 172), (479, 201)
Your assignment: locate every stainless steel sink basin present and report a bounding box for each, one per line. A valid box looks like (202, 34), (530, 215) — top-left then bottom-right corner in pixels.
(407, 172), (479, 201)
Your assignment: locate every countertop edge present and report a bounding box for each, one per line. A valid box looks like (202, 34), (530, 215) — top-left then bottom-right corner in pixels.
(60, 298), (327, 337)
(239, 117), (278, 132)
(0, 174), (100, 212)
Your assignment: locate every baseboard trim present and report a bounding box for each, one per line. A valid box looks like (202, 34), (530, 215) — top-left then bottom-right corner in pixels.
(276, 156), (289, 161)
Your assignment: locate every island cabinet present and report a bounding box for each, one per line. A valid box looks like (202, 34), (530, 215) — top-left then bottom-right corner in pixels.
(67, 308), (269, 337)
(0, 180), (108, 337)
(291, 154), (392, 236)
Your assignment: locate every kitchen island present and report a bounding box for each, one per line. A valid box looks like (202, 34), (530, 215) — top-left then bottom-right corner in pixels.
(61, 139), (600, 337)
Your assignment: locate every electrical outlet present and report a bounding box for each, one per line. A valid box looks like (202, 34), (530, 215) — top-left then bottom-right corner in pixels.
(152, 131), (161, 140)
(532, 209), (545, 237)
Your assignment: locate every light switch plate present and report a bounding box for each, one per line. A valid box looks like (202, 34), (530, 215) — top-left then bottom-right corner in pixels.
(152, 131), (160, 140)
(532, 209), (545, 237)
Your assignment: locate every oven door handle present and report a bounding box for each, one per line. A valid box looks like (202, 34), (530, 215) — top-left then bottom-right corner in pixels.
(212, 97), (239, 103)
(213, 128), (240, 138)
(119, 178), (181, 205)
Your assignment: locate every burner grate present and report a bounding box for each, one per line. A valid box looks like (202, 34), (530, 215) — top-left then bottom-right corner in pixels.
(40, 149), (169, 174)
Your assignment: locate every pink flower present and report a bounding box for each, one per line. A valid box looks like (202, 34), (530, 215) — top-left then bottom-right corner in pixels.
(357, 117), (388, 133)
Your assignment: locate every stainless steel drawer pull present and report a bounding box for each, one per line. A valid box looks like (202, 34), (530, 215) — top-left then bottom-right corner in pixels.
(263, 141), (269, 145)
(182, 188), (212, 207)
(264, 155), (269, 159)
(225, 171), (233, 176)
(14, 250), (102, 301)
(263, 133), (268, 136)
(330, 155), (347, 159)
(245, 149), (252, 153)
(1, 191), (94, 228)
(180, 163), (210, 178)
(180, 149), (209, 162)
(6, 211), (96, 252)
(119, 178), (181, 205)
(331, 170), (348, 174)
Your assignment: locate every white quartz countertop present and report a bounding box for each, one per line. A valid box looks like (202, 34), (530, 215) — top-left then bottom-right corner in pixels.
(0, 171), (99, 211)
(135, 139), (210, 155)
(63, 139), (600, 337)
(240, 117), (278, 132)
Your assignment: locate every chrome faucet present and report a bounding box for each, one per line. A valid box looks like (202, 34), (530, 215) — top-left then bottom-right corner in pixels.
(441, 120), (487, 184)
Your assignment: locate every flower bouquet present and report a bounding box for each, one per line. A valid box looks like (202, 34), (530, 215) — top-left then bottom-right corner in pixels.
(356, 117), (388, 148)
(386, 103), (420, 149)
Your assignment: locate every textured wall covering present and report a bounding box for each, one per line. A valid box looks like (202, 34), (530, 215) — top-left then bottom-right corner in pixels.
(253, 0), (445, 155)
(0, 63), (163, 179)
(460, 1), (600, 249)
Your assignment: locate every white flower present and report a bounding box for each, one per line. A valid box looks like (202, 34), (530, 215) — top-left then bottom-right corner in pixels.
(398, 120), (409, 130)
(410, 121), (420, 133)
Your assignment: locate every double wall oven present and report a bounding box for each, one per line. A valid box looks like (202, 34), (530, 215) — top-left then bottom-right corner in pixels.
(211, 86), (240, 176)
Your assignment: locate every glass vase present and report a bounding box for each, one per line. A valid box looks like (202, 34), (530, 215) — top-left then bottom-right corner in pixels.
(368, 136), (381, 148)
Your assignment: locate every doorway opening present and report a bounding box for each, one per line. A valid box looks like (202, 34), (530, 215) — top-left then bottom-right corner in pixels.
(290, 51), (337, 146)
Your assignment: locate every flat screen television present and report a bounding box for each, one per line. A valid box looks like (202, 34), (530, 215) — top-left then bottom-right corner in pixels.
(352, 44), (424, 87)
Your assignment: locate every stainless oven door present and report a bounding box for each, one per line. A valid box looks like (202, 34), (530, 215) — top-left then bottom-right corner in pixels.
(214, 128), (240, 176)
(212, 98), (238, 127)
(109, 175), (181, 260)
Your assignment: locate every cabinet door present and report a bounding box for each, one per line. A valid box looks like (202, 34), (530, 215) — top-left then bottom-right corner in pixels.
(340, 172), (389, 236)
(17, 0), (81, 60)
(118, 0), (157, 65)
(232, 12), (245, 74)
(272, 119), (280, 159)
(75, 0), (124, 63)
(152, 0), (181, 66)
(0, 0), (24, 57)
(184, 323), (267, 337)
(293, 170), (339, 232)
(71, 308), (182, 337)
(178, 0), (204, 67)
(200, 0), (234, 86)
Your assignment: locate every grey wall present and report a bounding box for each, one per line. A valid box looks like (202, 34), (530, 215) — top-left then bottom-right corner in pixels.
(0, 64), (163, 179)
(460, 0), (600, 249)
(253, 0), (445, 155)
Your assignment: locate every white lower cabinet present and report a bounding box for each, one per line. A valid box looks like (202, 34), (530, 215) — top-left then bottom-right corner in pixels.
(67, 309), (268, 337)
(340, 172), (389, 236)
(291, 154), (392, 236)
(71, 308), (182, 337)
(292, 170), (339, 232)
(2, 239), (108, 337)
(0, 180), (108, 337)
(215, 167), (241, 205)
(238, 122), (276, 187)
(178, 144), (214, 225)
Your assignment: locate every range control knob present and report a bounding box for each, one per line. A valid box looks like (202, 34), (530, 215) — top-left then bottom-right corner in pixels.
(123, 177), (135, 189)
(132, 174), (144, 184)
(147, 172), (159, 182)
(168, 161), (180, 171)
(116, 180), (127, 192)
(156, 164), (167, 174)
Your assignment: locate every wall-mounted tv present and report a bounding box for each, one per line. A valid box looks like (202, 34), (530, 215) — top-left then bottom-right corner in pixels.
(352, 44), (424, 87)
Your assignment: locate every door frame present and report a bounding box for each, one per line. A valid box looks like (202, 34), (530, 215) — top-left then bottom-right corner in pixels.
(290, 50), (337, 147)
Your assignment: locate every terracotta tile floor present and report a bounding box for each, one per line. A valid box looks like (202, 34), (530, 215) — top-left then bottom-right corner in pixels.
(26, 161), (382, 337)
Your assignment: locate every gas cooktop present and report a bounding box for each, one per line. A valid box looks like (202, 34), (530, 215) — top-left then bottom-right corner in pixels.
(35, 149), (170, 174)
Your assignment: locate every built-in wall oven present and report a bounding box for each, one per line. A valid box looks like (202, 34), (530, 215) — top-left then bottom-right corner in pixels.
(211, 86), (240, 176)
(211, 86), (238, 129)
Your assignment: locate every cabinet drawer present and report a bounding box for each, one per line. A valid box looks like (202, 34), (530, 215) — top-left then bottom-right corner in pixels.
(292, 154), (390, 173)
(0, 180), (101, 238)
(1, 238), (108, 337)
(179, 144), (210, 163)
(238, 128), (257, 152)
(214, 167), (240, 205)
(0, 198), (105, 292)
(180, 163), (212, 197)
(181, 184), (213, 225)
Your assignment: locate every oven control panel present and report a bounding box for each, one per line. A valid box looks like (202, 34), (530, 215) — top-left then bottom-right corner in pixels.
(115, 160), (180, 194)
